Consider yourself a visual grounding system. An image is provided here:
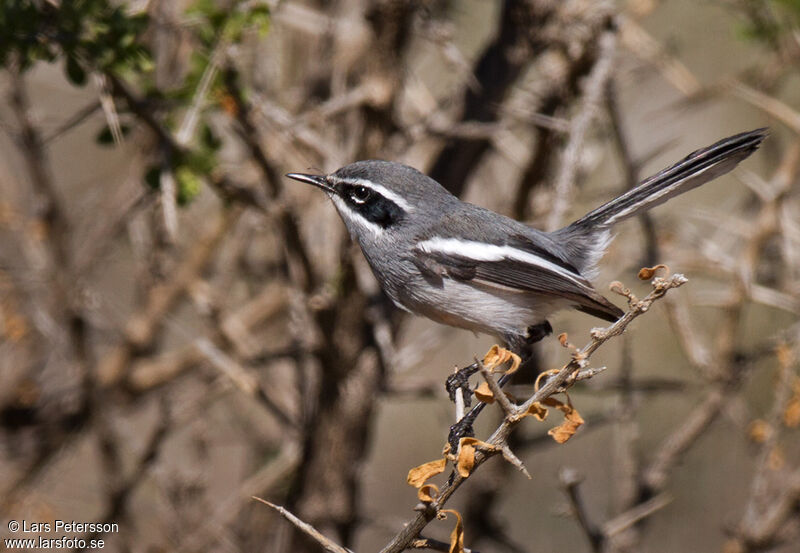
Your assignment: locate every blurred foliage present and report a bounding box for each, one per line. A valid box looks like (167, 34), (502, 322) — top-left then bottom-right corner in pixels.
(736, 0), (800, 47)
(1, 0), (269, 206)
(0, 0), (151, 82)
(188, 0), (270, 45)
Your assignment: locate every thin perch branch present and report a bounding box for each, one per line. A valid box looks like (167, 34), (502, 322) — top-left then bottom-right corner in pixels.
(251, 497), (352, 553)
(380, 273), (688, 553)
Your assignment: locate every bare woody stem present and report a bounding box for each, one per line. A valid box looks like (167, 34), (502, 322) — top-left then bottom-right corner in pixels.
(380, 273), (688, 553)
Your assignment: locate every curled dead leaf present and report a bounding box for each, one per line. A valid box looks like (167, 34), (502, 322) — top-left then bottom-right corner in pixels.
(407, 457), (447, 488)
(483, 345), (522, 374)
(522, 401), (548, 421)
(474, 381), (494, 403)
(439, 509), (464, 553)
(548, 416), (584, 443)
(418, 483), (439, 503)
(638, 264), (669, 280)
(456, 448), (476, 477)
(543, 397), (584, 443)
(558, 333), (570, 348)
(456, 438), (477, 478)
(456, 438), (498, 478)
(483, 345), (503, 369)
(475, 379), (517, 404)
(461, 437), (498, 450)
(534, 368), (561, 392)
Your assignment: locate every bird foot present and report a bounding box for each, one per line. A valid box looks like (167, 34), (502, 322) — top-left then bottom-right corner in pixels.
(445, 361), (479, 407)
(445, 344), (525, 450)
(448, 409), (477, 451)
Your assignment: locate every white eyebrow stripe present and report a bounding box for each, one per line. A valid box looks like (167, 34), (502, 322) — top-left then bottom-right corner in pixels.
(329, 176), (414, 212)
(415, 237), (586, 287)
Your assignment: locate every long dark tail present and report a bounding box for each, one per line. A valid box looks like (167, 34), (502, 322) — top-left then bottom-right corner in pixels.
(570, 128), (767, 230)
(554, 128), (767, 274)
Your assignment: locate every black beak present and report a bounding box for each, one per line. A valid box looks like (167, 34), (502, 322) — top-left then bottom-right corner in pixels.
(285, 172), (333, 193)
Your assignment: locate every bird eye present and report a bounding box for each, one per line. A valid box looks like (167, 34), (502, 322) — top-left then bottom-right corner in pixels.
(350, 185), (371, 204)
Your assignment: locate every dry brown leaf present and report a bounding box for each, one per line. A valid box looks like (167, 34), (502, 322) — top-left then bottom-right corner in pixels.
(474, 381), (494, 403)
(407, 457), (447, 488)
(543, 397), (584, 443)
(456, 439), (477, 478)
(418, 484), (439, 503)
(475, 382), (516, 405)
(456, 438), (499, 478)
(747, 419), (772, 443)
(483, 345), (522, 374)
(534, 368), (561, 392)
(461, 437), (498, 450)
(638, 264), (669, 280)
(522, 401), (548, 421)
(439, 509), (464, 553)
(483, 345), (504, 369)
(548, 417), (584, 443)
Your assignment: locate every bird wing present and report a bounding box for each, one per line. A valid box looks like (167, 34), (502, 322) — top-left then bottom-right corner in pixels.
(411, 233), (623, 323)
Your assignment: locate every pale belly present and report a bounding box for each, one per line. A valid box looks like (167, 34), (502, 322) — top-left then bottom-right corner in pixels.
(392, 277), (563, 339)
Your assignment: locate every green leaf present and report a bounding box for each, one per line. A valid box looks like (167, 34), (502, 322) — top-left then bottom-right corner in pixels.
(175, 166), (203, 205)
(249, 5), (271, 37)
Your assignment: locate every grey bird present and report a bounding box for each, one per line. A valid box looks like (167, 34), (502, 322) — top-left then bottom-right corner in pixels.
(287, 129), (766, 356)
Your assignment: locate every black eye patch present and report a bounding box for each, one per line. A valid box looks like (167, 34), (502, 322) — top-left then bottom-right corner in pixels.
(350, 185), (371, 203)
(340, 184), (405, 228)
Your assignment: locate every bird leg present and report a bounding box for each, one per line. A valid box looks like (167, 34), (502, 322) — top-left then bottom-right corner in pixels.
(446, 322), (552, 451)
(445, 361), (480, 409)
(447, 370), (516, 450)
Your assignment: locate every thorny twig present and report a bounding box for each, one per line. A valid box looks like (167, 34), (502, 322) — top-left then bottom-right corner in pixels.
(380, 273), (688, 553)
(248, 273), (687, 553)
